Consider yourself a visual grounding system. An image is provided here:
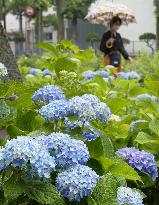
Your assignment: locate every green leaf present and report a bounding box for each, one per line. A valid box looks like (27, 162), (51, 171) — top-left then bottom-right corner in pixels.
(25, 180), (65, 205)
(88, 173), (119, 205)
(7, 125), (27, 138)
(149, 120), (159, 136)
(128, 86), (148, 96)
(3, 174), (25, 201)
(99, 157), (115, 172)
(86, 135), (114, 160)
(135, 132), (159, 145)
(37, 42), (59, 57)
(107, 98), (131, 114)
(109, 160), (141, 181)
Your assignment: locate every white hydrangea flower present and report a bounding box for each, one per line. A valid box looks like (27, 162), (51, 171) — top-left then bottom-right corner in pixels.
(108, 114), (121, 122)
(104, 65), (115, 70)
(0, 62), (8, 77)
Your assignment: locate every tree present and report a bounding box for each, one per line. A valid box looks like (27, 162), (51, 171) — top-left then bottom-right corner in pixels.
(0, 22), (21, 81)
(8, 0), (29, 54)
(139, 33), (156, 54)
(30, 0), (51, 53)
(63, 0), (95, 42)
(54, 0), (65, 40)
(86, 32), (100, 49)
(154, 0), (159, 50)
(43, 14), (58, 29)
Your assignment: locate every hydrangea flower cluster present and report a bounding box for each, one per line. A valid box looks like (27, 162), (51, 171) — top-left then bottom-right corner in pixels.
(116, 147), (158, 180)
(0, 62), (8, 77)
(69, 94), (111, 123)
(0, 132), (90, 179)
(108, 114), (121, 123)
(32, 85), (66, 104)
(117, 186), (144, 205)
(82, 70), (95, 80)
(37, 133), (90, 169)
(82, 70), (109, 80)
(83, 122), (100, 141)
(39, 100), (70, 122)
(130, 120), (147, 133)
(43, 69), (52, 77)
(29, 68), (43, 76)
(136, 94), (159, 104)
(56, 165), (99, 201)
(118, 71), (141, 80)
(0, 136), (56, 178)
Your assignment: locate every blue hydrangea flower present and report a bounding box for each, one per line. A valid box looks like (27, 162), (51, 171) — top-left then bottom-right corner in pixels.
(117, 186), (144, 205)
(38, 100), (70, 122)
(83, 122), (100, 141)
(32, 85), (66, 104)
(43, 69), (52, 77)
(69, 95), (111, 123)
(56, 165), (99, 201)
(118, 72), (128, 80)
(2, 136), (56, 178)
(37, 133), (90, 169)
(64, 117), (83, 130)
(95, 70), (109, 78)
(116, 147), (158, 181)
(130, 120), (147, 133)
(29, 68), (43, 76)
(81, 94), (100, 105)
(127, 71), (141, 80)
(94, 102), (111, 122)
(136, 94), (159, 104)
(82, 71), (95, 80)
(69, 96), (96, 122)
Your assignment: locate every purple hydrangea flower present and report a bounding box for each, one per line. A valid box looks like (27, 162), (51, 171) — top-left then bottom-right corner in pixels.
(116, 147), (158, 181)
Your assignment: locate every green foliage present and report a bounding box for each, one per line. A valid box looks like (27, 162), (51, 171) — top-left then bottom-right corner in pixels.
(63, 0), (94, 19)
(25, 180), (66, 205)
(88, 173), (119, 205)
(139, 33), (156, 40)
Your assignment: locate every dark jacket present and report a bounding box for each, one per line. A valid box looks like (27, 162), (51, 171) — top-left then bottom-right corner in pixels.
(100, 30), (129, 60)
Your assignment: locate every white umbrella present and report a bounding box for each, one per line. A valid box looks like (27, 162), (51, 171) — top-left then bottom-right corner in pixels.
(85, 0), (136, 25)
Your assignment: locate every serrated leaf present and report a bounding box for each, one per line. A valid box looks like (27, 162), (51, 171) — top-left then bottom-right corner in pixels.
(107, 98), (131, 114)
(3, 174), (25, 201)
(109, 160), (141, 181)
(86, 136), (114, 160)
(149, 120), (159, 136)
(25, 180), (65, 205)
(88, 173), (119, 205)
(135, 132), (159, 145)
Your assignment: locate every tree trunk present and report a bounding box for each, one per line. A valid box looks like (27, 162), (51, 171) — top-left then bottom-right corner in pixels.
(72, 16), (78, 43)
(35, 8), (43, 54)
(19, 13), (23, 54)
(0, 22), (21, 81)
(55, 0), (65, 40)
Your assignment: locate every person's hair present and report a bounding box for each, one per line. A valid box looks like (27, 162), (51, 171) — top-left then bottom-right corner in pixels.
(110, 16), (122, 27)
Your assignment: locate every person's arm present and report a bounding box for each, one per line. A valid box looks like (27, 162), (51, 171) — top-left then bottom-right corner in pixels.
(100, 33), (112, 54)
(118, 34), (129, 60)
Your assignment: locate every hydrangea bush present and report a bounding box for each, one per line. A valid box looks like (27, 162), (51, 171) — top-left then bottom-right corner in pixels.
(1, 41), (159, 205)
